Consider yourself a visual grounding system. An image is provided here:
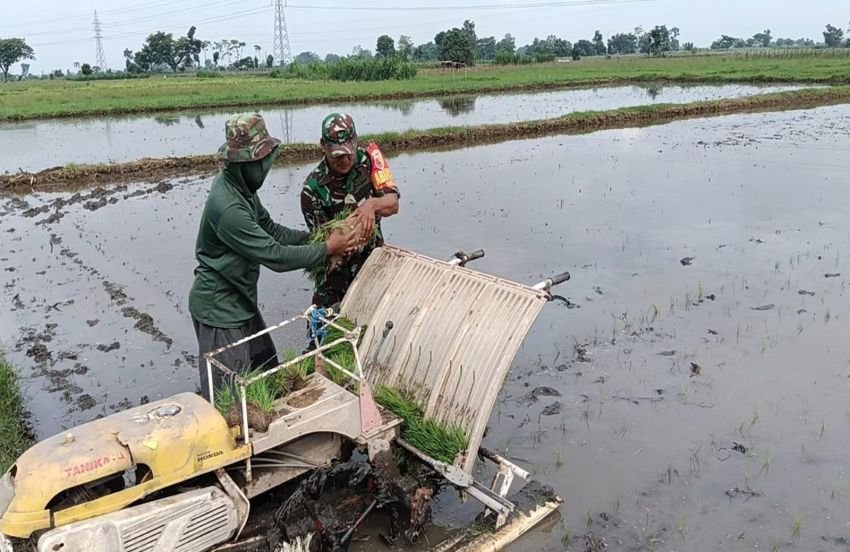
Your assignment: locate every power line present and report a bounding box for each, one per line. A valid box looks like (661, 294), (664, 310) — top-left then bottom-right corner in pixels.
(94, 11), (108, 70)
(29, 5), (273, 48)
(287, 0), (652, 11)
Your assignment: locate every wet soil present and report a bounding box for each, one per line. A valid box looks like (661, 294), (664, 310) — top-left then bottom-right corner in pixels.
(3, 104), (850, 550)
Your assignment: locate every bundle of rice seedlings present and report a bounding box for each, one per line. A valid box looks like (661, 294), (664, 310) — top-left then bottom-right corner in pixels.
(374, 385), (470, 465)
(305, 210), (379, 284)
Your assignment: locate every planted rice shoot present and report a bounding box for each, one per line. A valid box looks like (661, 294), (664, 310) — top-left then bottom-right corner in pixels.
(374, 385), (469, 465)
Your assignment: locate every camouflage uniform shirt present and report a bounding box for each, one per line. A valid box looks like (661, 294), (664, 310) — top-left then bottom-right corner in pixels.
(300, 147), (400, 307)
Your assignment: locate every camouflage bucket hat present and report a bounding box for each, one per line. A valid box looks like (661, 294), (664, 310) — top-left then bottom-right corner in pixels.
(321, 113), (357, 158)
(218, 113), (281, 163)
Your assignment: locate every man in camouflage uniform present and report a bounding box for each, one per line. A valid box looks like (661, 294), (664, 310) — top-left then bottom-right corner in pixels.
(301, 113), (400, 308)
(189, 113), (357, 400)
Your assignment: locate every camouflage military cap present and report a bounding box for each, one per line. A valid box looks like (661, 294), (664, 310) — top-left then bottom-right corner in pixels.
(217, 113), (281, 163)
(321, 113), (357, 158)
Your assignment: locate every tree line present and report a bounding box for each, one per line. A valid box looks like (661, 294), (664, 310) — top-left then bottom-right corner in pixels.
(2, 19), (850, 80)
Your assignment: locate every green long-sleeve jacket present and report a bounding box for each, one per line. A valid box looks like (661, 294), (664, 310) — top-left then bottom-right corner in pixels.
(189, 168), (327, 328)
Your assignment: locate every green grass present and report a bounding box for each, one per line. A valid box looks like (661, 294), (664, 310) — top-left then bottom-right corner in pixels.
(0, 353), (33, 473)
(4, 54), (850, 120)
(374, 385), (469, 465)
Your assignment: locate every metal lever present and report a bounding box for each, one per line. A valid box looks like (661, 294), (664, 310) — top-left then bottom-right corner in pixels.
(396, 438), (473, 487)
(532, 271), (571, 291)
(449, 249), (485, 267)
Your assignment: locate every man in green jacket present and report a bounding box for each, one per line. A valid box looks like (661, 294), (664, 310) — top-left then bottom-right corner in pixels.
(189, 113), (356, 401)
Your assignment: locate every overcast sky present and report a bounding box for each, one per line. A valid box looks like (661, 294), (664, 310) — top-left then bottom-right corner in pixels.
(2, 0), (848, 74)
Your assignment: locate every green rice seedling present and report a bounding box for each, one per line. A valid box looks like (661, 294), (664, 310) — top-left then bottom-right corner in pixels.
(214, 366), (287, 416)
(554, 449), (565, 470)
(791, 515), (802, 541)
(374, 384), (469, 464)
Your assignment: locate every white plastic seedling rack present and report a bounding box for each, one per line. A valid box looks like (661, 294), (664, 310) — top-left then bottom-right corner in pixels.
(203, 306), (382, 483)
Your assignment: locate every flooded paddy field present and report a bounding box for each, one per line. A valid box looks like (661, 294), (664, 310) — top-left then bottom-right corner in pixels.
(2, 104), (850, 551)
(0, 84), (809, 173)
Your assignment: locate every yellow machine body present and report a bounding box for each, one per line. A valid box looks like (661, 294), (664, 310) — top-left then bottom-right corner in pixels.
(0, 393), (250, 538)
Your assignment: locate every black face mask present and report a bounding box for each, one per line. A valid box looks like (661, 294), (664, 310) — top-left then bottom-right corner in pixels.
(239, 151), (277, 193)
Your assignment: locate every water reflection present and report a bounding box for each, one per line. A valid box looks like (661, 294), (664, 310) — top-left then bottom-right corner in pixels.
(437, 96), (477, 117)
(153, 115), (181, 127)
(644, 84), (663, 100)
(2, 84), (811, 172)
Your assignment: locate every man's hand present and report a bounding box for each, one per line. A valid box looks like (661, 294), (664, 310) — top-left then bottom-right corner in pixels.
(352, 200), (376, 240)
(326, 227), (359, 256)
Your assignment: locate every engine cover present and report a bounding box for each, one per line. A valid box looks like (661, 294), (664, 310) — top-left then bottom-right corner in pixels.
(37, 487), (238, 552)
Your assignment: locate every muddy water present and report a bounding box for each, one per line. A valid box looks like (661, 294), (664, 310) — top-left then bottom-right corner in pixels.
(3, 104), (850, 551)
(0, 84), (810, 173)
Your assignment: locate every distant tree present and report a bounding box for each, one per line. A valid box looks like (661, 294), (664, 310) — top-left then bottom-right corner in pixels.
(682, 42), (695, 52)
(477, 36), (497, 60)
(647, 25), (672, 56)
(592, 30), (606, 55)
(0, 38), (35, 81)
(823, 24), (845, 47)
(496, 33), (516, 55)
(254, 44), (261, 59)
(232, 56), (256, 70)
(752, 29), (772, 48)
(293, 51), (320, 64)
(670, 26), (681, 50)
(572, 39), (595, 59)
(710, 35), (738, 49)
(174, 26), (203, 70)
(607, 33), (638, 55)
(397, 35), (413, 60)
(352, 45), (373, 59)
(134, 32), (176, 71)
(81, 63), (92, 76)
(434, 31), (447, 53)
(413, 41), (439, 61)
(266, 54), (274, 67)
(376, 35), (396, 58)
(324, 53), (341, 63)
(462, 19), (477, 43)
(440, 27), (476, 65)
(19, 63), (30, 80)
(525, 35), (570, 57)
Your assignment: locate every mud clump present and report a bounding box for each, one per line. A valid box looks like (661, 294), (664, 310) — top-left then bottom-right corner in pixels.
(525, 386), (562, 403)
(225, 403), (273, 433)
(26, 343), (51, 364)
(97, 341), (120, 353)
(121, 307), (173, 347)
(76, 394), (96, 411)
(103, 281), (129, 305)
(541, 401), (562, 416)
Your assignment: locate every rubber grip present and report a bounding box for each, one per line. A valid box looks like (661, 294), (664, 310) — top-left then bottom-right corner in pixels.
(550, 271), (571, 285)
(465, 249), (485, 261)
